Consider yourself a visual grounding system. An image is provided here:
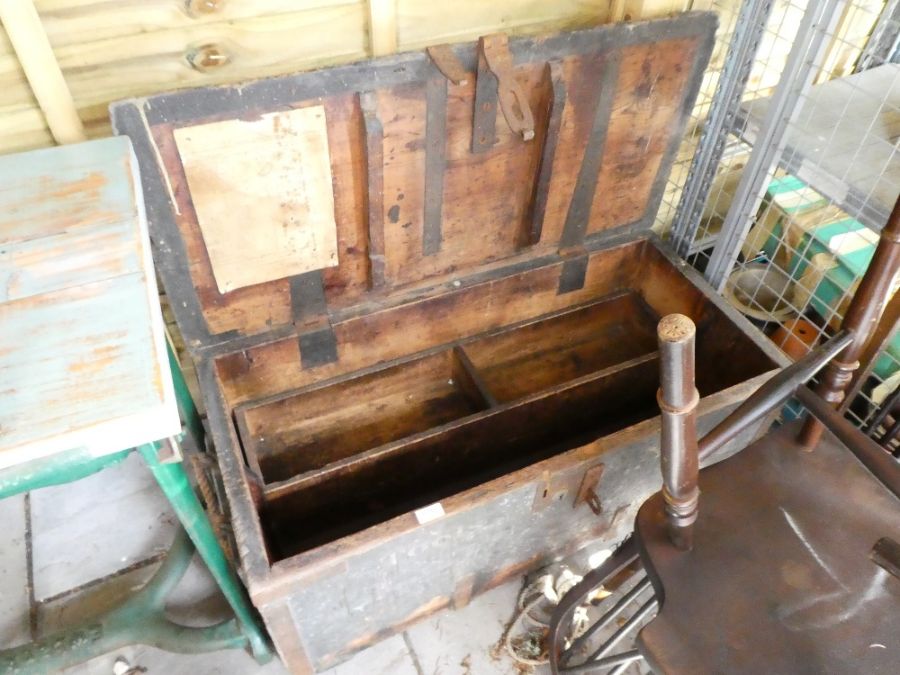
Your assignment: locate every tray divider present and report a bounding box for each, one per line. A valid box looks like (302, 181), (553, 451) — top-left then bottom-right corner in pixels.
(262, 349), (660, 502)
(451, 345), (499, 409)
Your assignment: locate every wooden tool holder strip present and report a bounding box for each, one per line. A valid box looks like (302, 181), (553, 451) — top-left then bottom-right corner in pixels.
(359, 91), (386, 288)
(423, 66), (448, 255)
(527, 61), (566, 246)
(558, 52), (621, 294)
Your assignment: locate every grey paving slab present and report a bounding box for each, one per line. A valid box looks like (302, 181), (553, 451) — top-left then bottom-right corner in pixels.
(59, 644), (290, 675)
(30, 452), (176, 601)
(57, 632), (420, 675)
(319, 634), (421, 675)
(406, 579), (549, 675)
(0, 493), (30, 648)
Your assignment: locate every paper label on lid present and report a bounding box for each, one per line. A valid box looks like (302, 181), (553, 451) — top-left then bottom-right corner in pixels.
(174, 106), (339, 294)
(414, 502), (445, 524)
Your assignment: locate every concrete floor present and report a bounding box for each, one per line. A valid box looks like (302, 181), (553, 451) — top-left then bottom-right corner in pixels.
(0, 449), (647, 674)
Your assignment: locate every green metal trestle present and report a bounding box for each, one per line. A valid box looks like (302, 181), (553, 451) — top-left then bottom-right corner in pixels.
(0, 343), (272, 672)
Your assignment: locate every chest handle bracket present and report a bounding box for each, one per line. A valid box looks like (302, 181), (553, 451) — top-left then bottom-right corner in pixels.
(472, 33), (535, 153)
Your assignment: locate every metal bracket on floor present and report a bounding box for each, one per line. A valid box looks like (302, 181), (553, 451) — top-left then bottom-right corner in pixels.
(0, 528), (264, 674)
(139, 441), (272, 663)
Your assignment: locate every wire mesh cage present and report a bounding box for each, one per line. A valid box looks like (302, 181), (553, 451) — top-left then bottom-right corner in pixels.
(663, 0), (900, 451)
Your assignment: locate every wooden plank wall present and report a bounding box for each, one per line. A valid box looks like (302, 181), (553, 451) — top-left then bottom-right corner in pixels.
(0, 0), (691, 156)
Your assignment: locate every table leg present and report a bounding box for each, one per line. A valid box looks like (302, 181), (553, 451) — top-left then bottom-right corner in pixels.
(138, 442), (272, 663)
(166, 338), (205, 453)
(0, 529), (248, 673)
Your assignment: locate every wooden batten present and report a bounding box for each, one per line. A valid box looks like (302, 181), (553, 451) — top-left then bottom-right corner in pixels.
(368, 0), (399, 56)
(0, 0), (85, 144)
(422, 66), (448, 255)
(358, 90), (386, 288)
(527, 60), (567, 246)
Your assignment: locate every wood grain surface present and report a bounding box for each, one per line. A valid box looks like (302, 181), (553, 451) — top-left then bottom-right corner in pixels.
(174, 107), (340, 294)
(0, 136), (180, 469)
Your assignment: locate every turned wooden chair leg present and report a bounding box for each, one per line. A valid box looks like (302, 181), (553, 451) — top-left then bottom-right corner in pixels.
(657, 314), (700, 551)
(798, 195), (900, 449)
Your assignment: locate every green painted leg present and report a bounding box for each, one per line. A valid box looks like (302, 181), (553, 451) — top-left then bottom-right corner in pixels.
(0, 529), (247, 674)
(138, 443), (272, 663)
(166, 338), (205, 452)
(158, 340), (272, 661)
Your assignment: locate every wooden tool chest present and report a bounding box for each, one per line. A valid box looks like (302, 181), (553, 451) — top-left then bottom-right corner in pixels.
(113, 12), (785, 673)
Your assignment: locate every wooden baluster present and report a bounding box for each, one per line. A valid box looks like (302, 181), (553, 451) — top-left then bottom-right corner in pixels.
(798, 195), (900, 449)
(657, 314), (700, 551)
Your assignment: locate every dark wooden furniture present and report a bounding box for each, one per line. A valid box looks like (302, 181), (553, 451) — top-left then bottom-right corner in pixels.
(549, 195), (900, 674)
(637, 418), (900, 674)
(865, 387), (900, 456)
(112, 12), (792, 673)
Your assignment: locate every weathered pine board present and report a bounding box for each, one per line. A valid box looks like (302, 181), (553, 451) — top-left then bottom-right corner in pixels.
(173, 106), (340, 294)
(0, 137), (180, 469)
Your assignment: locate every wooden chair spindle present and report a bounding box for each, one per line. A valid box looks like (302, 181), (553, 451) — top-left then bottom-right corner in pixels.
(657, 314), (700, 551)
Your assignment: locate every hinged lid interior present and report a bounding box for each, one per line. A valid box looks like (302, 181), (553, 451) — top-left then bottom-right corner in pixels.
(113, 12), (716, 356)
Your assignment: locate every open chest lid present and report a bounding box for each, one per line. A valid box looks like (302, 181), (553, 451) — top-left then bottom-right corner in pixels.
(112, 12), (716, 364)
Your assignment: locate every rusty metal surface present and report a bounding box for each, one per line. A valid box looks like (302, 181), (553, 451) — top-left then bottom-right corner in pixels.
(479, 33), (535, 141)
(426, 44), (470, 85)
(636, 421), (900, 674)
(574, 464), (604, 515)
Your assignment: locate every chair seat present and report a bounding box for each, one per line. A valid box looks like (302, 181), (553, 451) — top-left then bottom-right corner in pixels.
(635, 421), (900, 674)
